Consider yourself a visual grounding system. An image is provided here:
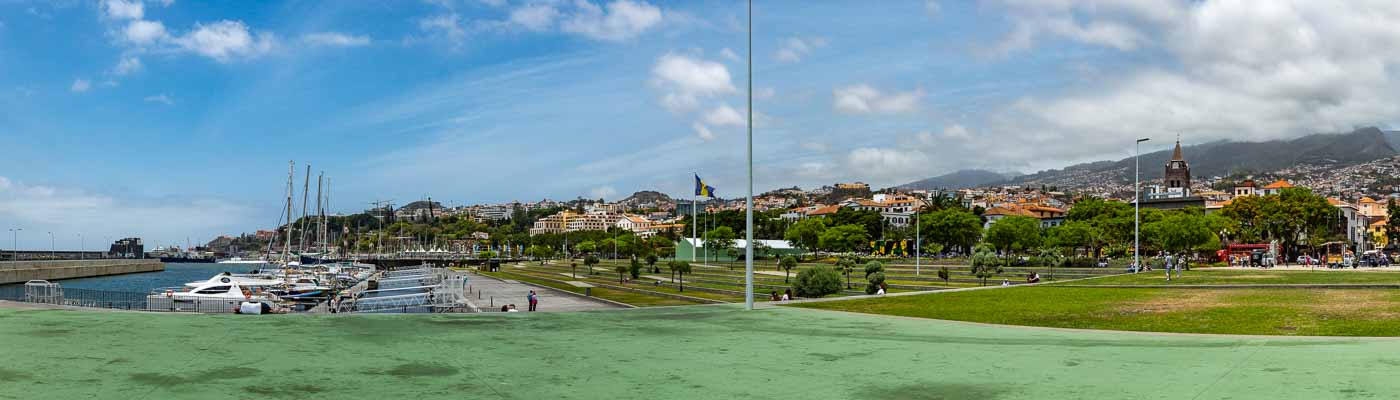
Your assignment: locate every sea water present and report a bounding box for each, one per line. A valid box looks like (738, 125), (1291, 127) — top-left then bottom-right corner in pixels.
(26, 262), (264, 293)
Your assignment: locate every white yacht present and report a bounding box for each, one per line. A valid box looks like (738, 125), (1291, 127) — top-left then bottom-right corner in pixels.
(148, 276), (281, 313)
(217, 257), (270, 264)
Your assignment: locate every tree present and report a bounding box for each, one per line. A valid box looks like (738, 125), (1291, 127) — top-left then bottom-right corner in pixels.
(863, 261), (886, 295)
(645, 254), (660, 273)
(1047, 221), (1097, 257)
(970, 246), (1003, 286)
(478, 250), (497, 259)
(779, 255), (798, 283)
(629, 257), (643, 280)
(576, 240), (597, 255)
(835, 256), (856, 289)
(983, 216), (1043, 254)
(614, 264), (628, 283)
(784, 218), (827, 253)
(921, 208), (984, 254)
(667, 260), (692, 291)
(1034, 247), (1065, 281)
(1142, 211), (1217, 254)
(818, 224), (870, 253)
(937, 266), (950, 285)
(921, 242), (945, 257)
(1388, 198), (1400, 245)
(584, 254), (599, 275)
(647, 235), (673, 259)
(706, 226), (738, 267)
(793, 266), (843, 298)
(525, 245), (554, 264)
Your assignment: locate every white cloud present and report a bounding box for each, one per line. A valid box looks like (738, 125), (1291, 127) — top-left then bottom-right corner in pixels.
(651, 53), (736, 113)
(719, 47), (740, 62)
(419, 13), (468, 46)
(69, 79), (91, 93)
(846, 147), (926, 178)
(101, 0), (143, 20)
(510, 4), (560, 31)
(940, 0), (1400, 174)
(774, 37), (826, 63)
(174, 20), (276, 62)
(301, 32), (371, 47)
(0, 176), (251, 250)
(122, 19), (168, 44)
(832, 84), (923, 114)
(144, 94), (174, 105)
(158, 0), (174, 7)
(799, 140), (829, 152)
(589, 185), (618, 200)
(703, 103), (744, 127)
(111, 56), (143, 76)
(941, 124), (971, 140)
(691, 122), (716, 141)
(561, 0), (663, 41)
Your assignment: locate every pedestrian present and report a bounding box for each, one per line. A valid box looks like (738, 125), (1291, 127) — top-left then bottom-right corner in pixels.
(782, 289), (792, 301)
(770, 291), (779, 301)
(1164, 253), (1174, 281)
(527, 290), (538, 312)
(1176, 253), (1185, 278)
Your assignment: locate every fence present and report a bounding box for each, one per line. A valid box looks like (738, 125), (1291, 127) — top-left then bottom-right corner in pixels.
(0, 282), (247, 313)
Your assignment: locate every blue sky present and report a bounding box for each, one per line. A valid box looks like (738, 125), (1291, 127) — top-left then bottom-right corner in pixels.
(4, 0), (1400, 249)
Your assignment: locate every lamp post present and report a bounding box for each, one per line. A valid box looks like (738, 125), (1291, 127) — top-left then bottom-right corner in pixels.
(48, 232), (54, 259)
(8, 228), (20, 261)
(78, 234), (84, 260)
(743, 0), (754, 310)
(1135, 137), (1150, 272)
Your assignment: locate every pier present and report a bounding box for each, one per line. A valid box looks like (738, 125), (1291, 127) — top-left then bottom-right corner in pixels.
(0, 259), (164, 285)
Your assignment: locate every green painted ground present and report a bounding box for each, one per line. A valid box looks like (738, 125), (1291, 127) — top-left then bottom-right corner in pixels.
(1068, 268), (1400, 286)
(6, 305), (1400, 399)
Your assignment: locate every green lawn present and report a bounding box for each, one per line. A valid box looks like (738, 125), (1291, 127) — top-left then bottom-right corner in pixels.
(1068, 268), (1400, 286)
(790, 285), (1400, 336)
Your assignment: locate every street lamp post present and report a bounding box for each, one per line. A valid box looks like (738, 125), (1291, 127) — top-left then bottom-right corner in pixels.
(79, 234), (84, 260)
(48, 232), (54, 259)
(8, 228), (20, 261)
(1135, 138), (1150, 272)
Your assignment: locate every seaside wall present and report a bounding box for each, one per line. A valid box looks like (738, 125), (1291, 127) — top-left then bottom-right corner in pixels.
(0, 259), (165, 285)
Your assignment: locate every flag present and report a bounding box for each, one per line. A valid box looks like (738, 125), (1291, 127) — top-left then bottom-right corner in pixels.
(694, 175), (716, 198)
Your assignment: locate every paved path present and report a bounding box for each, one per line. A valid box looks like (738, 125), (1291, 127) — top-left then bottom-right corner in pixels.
(465, 272), (623, 313)
(5, 305), (1400, 399)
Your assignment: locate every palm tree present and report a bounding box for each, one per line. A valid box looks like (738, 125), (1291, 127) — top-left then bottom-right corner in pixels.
(645, 254), (659, 273)
(668, 261), (692, 292)
(836, 256), (855, 289)
(779, 255), (798, 283)
(584, 254), (599, 275)
(615, 264), (628, 283)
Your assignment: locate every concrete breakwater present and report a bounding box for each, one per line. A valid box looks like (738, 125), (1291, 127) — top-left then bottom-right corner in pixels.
(0, 260), (165, 285)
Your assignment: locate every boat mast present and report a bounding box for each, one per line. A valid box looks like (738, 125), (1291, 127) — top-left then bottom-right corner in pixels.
(283, 161), (295, 264)
(314, 172), (323, 255)
(297, 164), (311, 254)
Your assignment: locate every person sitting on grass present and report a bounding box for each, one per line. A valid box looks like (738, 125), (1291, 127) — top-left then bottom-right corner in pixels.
(1027, 272), (1040, 284)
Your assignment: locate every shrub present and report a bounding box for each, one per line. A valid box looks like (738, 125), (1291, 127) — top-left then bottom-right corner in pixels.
(793, 266), (843, 298)
(863, 261), (886, 294)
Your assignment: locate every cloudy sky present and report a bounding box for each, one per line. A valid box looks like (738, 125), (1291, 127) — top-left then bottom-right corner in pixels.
(4, 0), (1400, 249)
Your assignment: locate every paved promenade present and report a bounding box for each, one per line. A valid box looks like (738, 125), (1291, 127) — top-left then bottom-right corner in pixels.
(3, 305), (1400, 399)
(465, 271), (624, 312)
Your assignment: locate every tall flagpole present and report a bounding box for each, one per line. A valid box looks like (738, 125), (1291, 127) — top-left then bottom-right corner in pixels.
(743, 0), (754, 310)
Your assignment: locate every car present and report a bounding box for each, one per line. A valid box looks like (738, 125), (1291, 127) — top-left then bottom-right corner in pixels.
(1296, 255), (1318, 265)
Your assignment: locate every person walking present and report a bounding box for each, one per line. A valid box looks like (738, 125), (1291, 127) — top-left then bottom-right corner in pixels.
(1164, 253), (1175, 281)
(527, 290), (538, 312)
